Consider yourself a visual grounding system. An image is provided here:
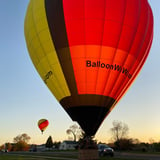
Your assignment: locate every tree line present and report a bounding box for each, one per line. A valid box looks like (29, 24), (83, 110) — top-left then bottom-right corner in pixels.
(0, 133), (60, 152)
(66, 121), (160, 152)
(0, 133), (31, 151)
(1, 120), (160, 152)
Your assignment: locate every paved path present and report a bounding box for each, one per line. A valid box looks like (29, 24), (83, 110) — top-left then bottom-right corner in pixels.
(9, 151), (77, 160)
(8, 151), (160, 160)
(115, 152), (160, 160)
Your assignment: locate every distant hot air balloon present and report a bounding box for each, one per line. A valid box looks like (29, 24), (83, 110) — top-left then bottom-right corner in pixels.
(38, 119), (49, 134)
(25, 0), (153, 136)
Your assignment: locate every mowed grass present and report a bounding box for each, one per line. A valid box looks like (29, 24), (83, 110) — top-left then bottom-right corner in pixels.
(0, 154), (56, 160)
(0, 154), (142, 160)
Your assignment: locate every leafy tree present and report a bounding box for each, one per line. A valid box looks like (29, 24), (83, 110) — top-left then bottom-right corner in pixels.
(5, 143), (12, 151)
(0, 144), (5, 151)
(0, 143), (12, 152)
(13, 133), (31, 143)
(118, 138), (134, 150)
(13, 133), (31, 151)
(14, 141), (29, 151)
(45, 136), (53, 149)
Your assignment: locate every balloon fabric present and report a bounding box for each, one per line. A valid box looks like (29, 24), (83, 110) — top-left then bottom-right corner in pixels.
(25, 0), (153, 136)
(38, 119), (49, 133)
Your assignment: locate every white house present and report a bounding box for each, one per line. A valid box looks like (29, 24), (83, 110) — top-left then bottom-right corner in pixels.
(59, 140), (78, 150)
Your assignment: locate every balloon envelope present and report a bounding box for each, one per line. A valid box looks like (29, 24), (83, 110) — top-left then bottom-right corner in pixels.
(25, 0), (153, 136)
(38, 119), (49, 133)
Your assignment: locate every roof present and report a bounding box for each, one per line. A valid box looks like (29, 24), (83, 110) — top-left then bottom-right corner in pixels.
(63, 141), (78, 145)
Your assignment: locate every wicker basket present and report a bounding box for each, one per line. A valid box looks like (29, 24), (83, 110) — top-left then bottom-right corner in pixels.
(78, 149), (99, 160)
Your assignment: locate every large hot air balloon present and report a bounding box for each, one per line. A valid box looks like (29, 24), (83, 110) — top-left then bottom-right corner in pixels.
(25, 0), (153, 136)
(38, 119), (49, 134)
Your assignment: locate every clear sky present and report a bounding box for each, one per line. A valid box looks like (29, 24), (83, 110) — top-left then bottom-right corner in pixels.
(0, 0), (160, 145)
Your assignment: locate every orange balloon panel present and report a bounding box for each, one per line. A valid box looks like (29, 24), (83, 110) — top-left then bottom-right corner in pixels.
(25, 0), (153, 136)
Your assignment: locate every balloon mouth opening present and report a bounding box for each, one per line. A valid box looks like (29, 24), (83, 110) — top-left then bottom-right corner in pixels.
(65, 105), (112, 136)
(61, 95), (116, 136)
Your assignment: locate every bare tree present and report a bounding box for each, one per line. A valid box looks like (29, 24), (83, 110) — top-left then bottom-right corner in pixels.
(110, 120), (129, 142)
(66, 124), (82, 141)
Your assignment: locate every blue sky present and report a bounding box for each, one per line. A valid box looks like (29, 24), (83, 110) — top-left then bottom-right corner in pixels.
(0, 0), (160, 145)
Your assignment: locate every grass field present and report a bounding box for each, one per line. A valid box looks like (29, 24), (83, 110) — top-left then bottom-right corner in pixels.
(0, 153), (141, 160)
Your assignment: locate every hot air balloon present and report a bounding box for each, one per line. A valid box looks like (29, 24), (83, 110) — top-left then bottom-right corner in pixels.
(38, 119), (49, 134)
(25, 0), (153, 137)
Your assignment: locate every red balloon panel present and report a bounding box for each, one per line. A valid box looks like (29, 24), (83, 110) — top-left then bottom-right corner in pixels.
(63, 0), (153, 100)
(38, 120), (49, 130)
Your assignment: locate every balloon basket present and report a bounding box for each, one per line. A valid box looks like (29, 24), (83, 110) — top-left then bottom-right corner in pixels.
(78, 149), (99, 160)
(78, 135), (99, 160)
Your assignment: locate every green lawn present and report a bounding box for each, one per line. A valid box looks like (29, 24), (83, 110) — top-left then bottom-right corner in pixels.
(0, 154), (142, 160)
(0, 154), (55, 160)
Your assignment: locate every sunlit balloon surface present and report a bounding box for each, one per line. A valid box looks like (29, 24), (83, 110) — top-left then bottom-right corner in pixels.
(25, 0), (153, 136)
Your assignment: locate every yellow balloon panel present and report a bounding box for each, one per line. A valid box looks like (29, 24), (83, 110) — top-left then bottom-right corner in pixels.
(24, 0), (70, 101)
(37, 57), (70, 99)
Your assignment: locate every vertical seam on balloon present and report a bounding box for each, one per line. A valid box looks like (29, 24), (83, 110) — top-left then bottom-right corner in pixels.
(95, 0), (106, 95)
(44, 0), (69, 98)
(32, 0), (64, 99)
(105, 0), (127, 97)
(102, 0), (127, 97)
(111, 0), (141, 99)
(113, 1), (142, 99)
(29, 1), (40, 64)
(116, 3), (153, 102)
(45, 0), (78, 99)
(117, 2), (152, 102)
(129, 5), (153, 77)
(95, 0), (108, 128)
(62, 0), (79, 97)
(84, 0), (87, 94)
(41, 0), (65, 99)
